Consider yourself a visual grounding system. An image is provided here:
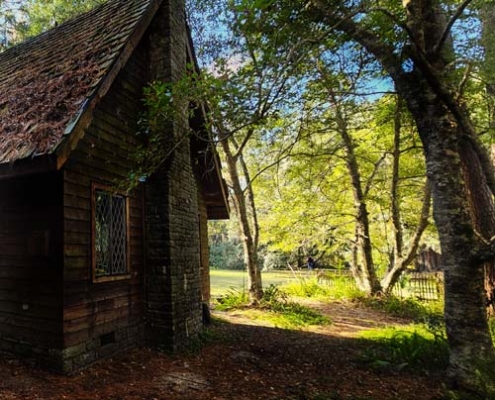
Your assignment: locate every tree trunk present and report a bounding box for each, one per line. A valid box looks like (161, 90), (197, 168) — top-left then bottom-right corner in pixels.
(458, 141), (495, 317)
(396, 1), (495, 388)
(238, 150), (263, 297)
(334, 98), (381, 294)
(381, 181), (431, 292)
(305, 0), (495, 391)
(381, 96), (431, 293)
(481, 3), (495, 316)
(220, 137), (263, 303)
(397, 73), (494, 392)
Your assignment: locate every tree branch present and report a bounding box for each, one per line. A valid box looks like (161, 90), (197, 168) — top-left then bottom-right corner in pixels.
(364, 153), (386, 197)
(434, 0), (474, 56)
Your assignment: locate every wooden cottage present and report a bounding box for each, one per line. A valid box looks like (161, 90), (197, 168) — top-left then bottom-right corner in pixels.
(0, 0), (228, 373)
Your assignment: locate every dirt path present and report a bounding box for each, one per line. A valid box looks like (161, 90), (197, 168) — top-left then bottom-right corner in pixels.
(0, 300), (445, 400)
(216, 299), (411, 338)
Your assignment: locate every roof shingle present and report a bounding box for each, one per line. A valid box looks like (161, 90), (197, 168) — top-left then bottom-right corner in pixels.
(0, 0), (157, 164)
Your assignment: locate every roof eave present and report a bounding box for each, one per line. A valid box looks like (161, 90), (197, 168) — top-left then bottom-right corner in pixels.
(0, 153), (58, 180)
(186, 38), (230, 220)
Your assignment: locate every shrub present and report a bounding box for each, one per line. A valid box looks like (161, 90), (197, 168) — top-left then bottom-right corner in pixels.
(281, 275), (361, 300)
(214, 287), (249, 310)
(490, 317), (495, 344)
(261, 284), (331, 327)
(361, 295), (442, 321)
(360, 325), (449, 373)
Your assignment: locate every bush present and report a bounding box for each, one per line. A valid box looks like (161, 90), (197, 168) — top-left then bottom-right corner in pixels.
(490, 317), (495, 344)
(282, 277), (333, 298)
(261, 284), (330, 327)
(214, 284), (330, 328)
(361, 295), (442, 321)
(360, 325), (449, 372)
(281, 275), (362, 300)
(214, 288), (249, 310)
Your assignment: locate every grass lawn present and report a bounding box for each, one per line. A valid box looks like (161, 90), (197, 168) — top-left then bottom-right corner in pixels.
(210, 269), (296, 296)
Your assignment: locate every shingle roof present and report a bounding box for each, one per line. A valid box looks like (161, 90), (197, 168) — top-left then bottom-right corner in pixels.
(0, 0), (161, 164)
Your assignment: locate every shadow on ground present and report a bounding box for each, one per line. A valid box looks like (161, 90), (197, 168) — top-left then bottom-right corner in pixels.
(0, 315), (445, 400)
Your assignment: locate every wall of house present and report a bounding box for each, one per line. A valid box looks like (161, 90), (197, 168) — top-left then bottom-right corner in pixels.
(0, 172), (64, 367)
(60, 43), (147, 373)
(144, 0), (203, 350)
(197, 186), (210, 303)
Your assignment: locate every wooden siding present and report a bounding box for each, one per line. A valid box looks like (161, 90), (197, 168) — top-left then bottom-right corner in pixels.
(61, 42), (147, 370)
(0, 173), (63, 363)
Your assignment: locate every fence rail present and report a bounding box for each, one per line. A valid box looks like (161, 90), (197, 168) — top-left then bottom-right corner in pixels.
(318, 270), (444, 301)
(392, 271), (444, 301)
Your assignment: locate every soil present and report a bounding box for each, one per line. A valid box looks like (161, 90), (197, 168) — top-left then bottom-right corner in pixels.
(0, 300), (446, 400)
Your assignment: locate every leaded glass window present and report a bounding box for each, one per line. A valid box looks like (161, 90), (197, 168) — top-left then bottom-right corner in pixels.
(93, 186), (128, 279)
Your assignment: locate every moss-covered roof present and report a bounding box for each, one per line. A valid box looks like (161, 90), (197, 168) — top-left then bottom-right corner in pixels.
(0, 0), (160, 164)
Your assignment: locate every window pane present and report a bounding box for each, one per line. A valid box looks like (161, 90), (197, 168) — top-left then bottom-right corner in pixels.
(94, 189), (127, 277)
(111, 195), (126, 275)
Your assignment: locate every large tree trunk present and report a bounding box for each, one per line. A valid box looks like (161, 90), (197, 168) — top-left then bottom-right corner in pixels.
(481, 3), (495, 316)
(396, 70), (494, 393)
(305, 0), (495, 392)
(397, 1), (495, 388)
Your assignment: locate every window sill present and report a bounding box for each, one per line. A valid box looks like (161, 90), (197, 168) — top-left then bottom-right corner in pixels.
(93, 274), (131, 283)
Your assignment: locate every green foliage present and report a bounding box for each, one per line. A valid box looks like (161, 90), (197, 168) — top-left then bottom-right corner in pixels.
(282, 277), (333, 298)
(209, 240), (245, 270)
(281, 275), (363, 301)
(360, 295), (442, 321)
(358, 298), (449, 373)
(472, 356), (495, 397)
(18, 0), (105, 38)
(115, 72), (212, 191)
(490, 317), (495, 344)
(260, 284), (330, 327)
(214, 288), (249, 311)
(359, 325), (449, 373)
(214, 284), (329, 328)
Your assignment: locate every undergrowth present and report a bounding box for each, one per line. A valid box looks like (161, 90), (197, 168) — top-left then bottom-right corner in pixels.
(260, 284), (330, 327)
(213, 284), (330, 328)
(214, 287), (249, 311)
(281, 277), (449, 374)
(360, 295), (443, 321)
(281, 275), (362, 300)
(490, 317), (495, 344)
(359, 324), (449, 373)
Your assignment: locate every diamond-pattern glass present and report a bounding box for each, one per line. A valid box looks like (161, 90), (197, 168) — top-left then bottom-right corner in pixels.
(95, 189), (127, 277)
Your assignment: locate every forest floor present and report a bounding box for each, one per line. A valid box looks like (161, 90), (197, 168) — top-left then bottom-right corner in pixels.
(0, 299), (446, 400)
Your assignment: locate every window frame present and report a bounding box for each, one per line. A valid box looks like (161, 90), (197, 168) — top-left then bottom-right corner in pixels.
(91, 182), (131, 283)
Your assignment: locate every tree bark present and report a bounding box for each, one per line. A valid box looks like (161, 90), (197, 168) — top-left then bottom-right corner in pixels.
(333, 94), (381, 294)
(220, 137), (263, 303)
(381, 180), (431, 293)
(305, 0), (495, 391)
(480, 2), (495, 316)
(238, 149), (263, 297)
(390, 19), (495, 396)
(381, 96), (431, 293)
